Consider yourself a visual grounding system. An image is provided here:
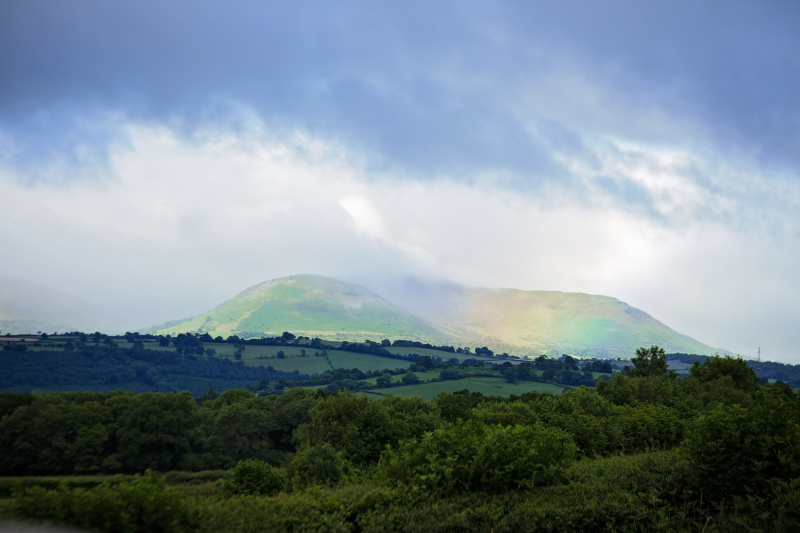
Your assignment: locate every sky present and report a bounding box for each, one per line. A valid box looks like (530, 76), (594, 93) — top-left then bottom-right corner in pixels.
(1, 0), (799, 360)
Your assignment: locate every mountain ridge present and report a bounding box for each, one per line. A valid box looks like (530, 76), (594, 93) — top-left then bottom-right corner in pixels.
(143, 274), (721, 357)
(143, 274), (454, 343)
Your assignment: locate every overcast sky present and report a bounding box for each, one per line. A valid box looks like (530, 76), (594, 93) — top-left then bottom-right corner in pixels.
(1, 1), (799, 360)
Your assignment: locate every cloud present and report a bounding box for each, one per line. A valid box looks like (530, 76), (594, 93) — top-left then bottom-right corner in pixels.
(0, 121), (799, 359)
(1, 1), (799, 361)
(2, 1), (799, 185)
(339, 196), (387, 240)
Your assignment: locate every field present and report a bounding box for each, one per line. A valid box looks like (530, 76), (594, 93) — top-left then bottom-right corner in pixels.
(243, 356), (332, 374)
(326, 351), (413, 371)
(370, 377), (567, 400)
(385, 346), (495, 362)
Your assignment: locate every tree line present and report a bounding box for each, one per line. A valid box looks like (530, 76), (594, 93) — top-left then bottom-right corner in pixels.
(6, 347), (800, 531)
(4, 348), (800, 531)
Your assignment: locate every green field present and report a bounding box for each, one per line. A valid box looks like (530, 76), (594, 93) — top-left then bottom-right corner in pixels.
(326, 351), (413, 372)
(242, 356), (332, 374)
(358, 369), (441, 385)
(386, 346), (494, 362)
(370, 377), (566, 400)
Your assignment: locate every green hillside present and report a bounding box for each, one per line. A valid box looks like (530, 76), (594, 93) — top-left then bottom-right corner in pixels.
(144, 274), (720, 358)
(409, 285), (719, 357)
(145, 274), (452, 343)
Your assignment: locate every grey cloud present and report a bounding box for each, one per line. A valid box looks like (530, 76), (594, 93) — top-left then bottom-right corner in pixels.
(1, 0), (799, 189)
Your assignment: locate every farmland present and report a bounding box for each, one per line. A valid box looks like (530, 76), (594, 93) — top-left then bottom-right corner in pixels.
(374, 377), (567, 400)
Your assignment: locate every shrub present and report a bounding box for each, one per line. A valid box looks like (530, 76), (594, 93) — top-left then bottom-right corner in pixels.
(376, 373), (394, 388)
(287, 443), (352, 490)
(217, 459), (284, 497)
(295, 392), (441, 466)
(439, 369), (461, 381)
(401, 372), (420, 385)
(7, 470), (196, 533)
(377, 420), (576, 494)
(200, 485), (396, 533)
(471, 400), (539, 427)
(682, 392), (800, 499)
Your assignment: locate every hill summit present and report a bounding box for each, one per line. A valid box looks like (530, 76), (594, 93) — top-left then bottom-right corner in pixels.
(146, 275), (449, 343)
(146, 274), (720, 357)
(388, 281), (718, 357)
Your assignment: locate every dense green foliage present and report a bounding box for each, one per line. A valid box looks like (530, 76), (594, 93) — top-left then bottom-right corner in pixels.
(7, 471), (197, 533)
(0, 388), (318, 474)
(378, 421), (576, 493)
(217, 459), (284, 497)
(0, 344), (307, 394)
(4, 350), (800, 532)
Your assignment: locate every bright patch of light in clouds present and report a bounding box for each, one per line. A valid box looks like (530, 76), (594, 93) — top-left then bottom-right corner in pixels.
(1, 119), (799, 359)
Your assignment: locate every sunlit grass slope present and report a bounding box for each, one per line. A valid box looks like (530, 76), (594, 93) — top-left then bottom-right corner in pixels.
(417, 286), (718, 357)
(148, 274), (452, 343)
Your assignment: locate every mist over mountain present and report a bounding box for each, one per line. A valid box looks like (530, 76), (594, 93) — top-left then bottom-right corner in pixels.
(0, 278), (125, 334)
(143, 274), (719, 357)
(384, 278), (719, 357)
(144, 274), (451, 343)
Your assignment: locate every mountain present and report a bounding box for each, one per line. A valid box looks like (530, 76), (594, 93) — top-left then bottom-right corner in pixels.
(144, 274), (719, 358)
(383, 279), (719, 357)
(0, 278), (121, 334)
(144, 274), (452, 343)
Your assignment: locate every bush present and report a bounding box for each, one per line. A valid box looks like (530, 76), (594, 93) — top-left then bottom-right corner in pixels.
(471, 400), (539, 427)
(200, 485), (396, 533)
(682, 392), (800, 499)
(401, 372), (420, 385)
(7, 470), (196, 533)
(217, 459), (284, 497)
(376, 373), (394, 388)
(287, 443), (351, 490)
(295, 392), (441, 466)
(377, 420), (576, 494)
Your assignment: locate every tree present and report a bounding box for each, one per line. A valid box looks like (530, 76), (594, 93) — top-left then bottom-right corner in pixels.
(690, 354), (760, 392)
(625, 346), (676, 378)
(287, 443), (349, 489)
(376, 373), (394, 388)
(219, 459), (284, 496)
(684, 392), (800, 499)
(377, 420), (576, 494)
(416, 355), (433, 370)
(109, 392), (199, 472)
(402, 372), (420, 385)
(295, 392), (440, 466)
(502, 366), (519, 384)
(282, 332), (296, 341)
(277, 350), (286, 359)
